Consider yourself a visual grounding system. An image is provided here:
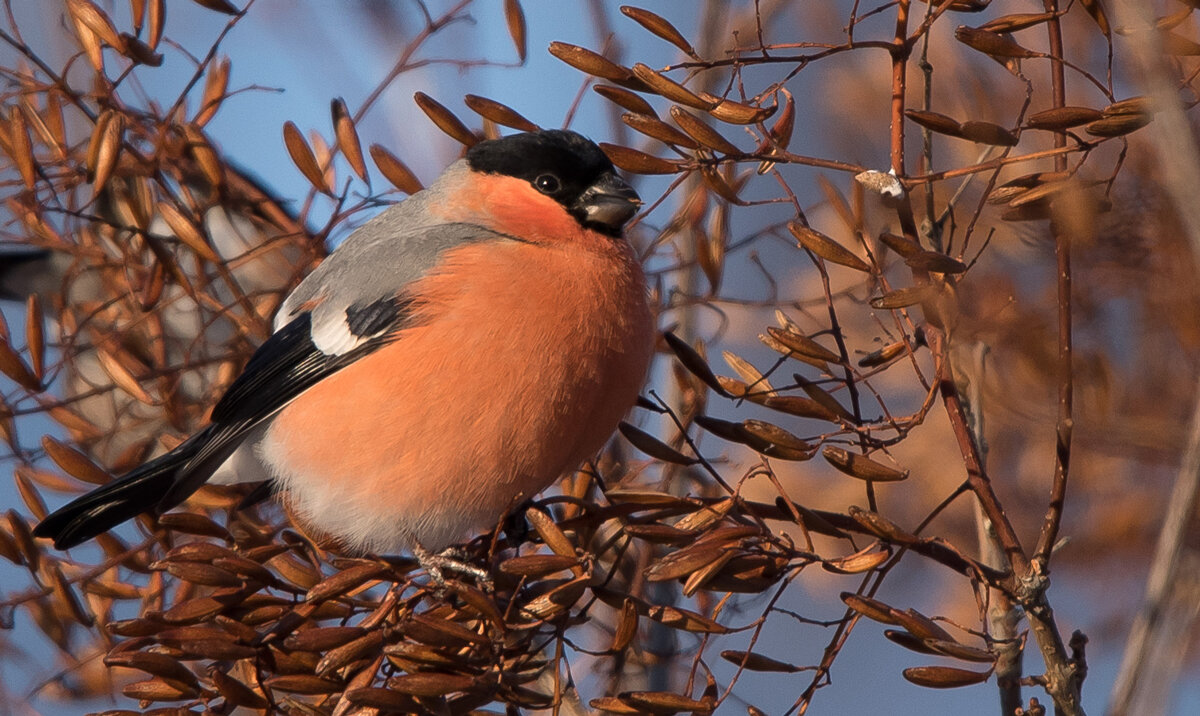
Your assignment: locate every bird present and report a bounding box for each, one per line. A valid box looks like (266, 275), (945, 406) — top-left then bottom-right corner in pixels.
(34, 129), (656, 576)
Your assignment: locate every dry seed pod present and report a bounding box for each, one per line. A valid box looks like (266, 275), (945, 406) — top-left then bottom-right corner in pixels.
(623, 523), (695, 544)
(14, 469), (47, 519)
(848, 505), (920, 544)
(195, 56), (230, 126)
(858, 340), (910, 368)
(599, 142), (682, 174)
(767, 326), (841, 364)
(264, 675), (344, 695)
(211, 670), (268, 709)
(869, 284), (937, 310)
(156, 511), (229, 539)
(1086, 113), (1151, 137)
(902, 665), (992, 688)
(699, 164), (743, 204)
(164, 562), (244, 587)
(369, 144), (424, 194)
(763, 396), (839, 422)
(463, 94), (538, 132)
(885, 629), (942, 655)
(96, 347), (154, 404)
(621, 6), (696, 56)
(1079, 0), (1109, 35)
(978, 12), (1057, 32)
(67, 0), (126, 52)
(193, 0), (241, 14)
(525, 507), (575, 558)
(720, 649), (804, 673)
(878, 231), (922, 258)
(905, 250), (968, 274)
(590, 697), (644, 714)
(87, 110), (124, 192)
(503, 0), (526, 61)
(840, 592), (903, 625)
(548, 42), (636, 83)
(896, 608), (954, 641)
(316, 630), (384, 675)
(624, 691), (715, 714)
(823, 544), (890, 574)
(904, 109), (963, 137)
(41, 436), (110, 485)
(593, 84), (657, 116)
(741, 420), (810, 452)
(702, 93), (776, 124)
(183, 125), (222, 189)
(663, 331), (727, 396)
(413, 92), (477, 147)
(304, 562), (389, 603)
(1025, 106), (1103, 130)
(723, 350), (771, 392)
(822, 446), (908, 481)
(282, 121), (329, 194)
(955, 26), (1040, 58)
(105, 651), (199, 688)
(622, 112), (698, 149)
(926, 638), (996, 663)
(520, 575), (588, 619)
(631, 63), (715, 110)
(672, 497), (732, 532)
(1103, 96), (1152, 116)
(122, 678), (199, 701)
(7, 107), (36, 190)
(646, 544), (728, 582)
(670, 106), (739, 154)
(331, 98), (368, 182)
(645, 603), (729, 633)
(499, 553), (578, 578)
(619, 422), (697, 465)
(790, 222), (871, 271)
(959, 120), (1018, 146)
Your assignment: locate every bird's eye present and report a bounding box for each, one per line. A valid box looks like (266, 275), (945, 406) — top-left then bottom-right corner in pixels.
(534, 174), (561, 194)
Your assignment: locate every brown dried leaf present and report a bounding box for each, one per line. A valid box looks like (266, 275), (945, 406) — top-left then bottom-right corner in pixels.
(369, 144), (424, 194)
(330, 98), (368, 183)
(463, 94), (538, 132)
(790, 222), (871, 271)
(619, 422), (697, 465)
(413, 92), (477, 146)
(503, 0), (527, 62)
(599, 142), (683, 174)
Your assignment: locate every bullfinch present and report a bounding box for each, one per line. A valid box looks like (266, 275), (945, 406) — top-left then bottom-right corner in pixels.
(34, 129), (655, 572)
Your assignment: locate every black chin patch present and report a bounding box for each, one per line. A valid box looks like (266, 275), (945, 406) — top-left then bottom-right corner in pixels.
(465, 130), (617, 211)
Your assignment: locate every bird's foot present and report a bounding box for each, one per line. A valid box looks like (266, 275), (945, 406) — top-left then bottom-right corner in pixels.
(412, 543), (493, 591)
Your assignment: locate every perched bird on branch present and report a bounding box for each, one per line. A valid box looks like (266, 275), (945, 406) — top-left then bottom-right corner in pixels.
(35, 129), (655, 577)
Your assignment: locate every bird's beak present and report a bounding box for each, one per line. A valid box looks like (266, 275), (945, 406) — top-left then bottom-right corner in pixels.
(573, 172), (641, 234)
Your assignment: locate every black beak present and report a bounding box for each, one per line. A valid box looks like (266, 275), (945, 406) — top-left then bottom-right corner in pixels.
(572, 172), (641, 236)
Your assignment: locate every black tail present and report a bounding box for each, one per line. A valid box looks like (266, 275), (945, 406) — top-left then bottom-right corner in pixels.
(34, 430), (210, 549)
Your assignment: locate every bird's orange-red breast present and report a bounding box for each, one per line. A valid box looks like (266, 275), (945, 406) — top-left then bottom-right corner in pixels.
(34, 129), (654, 560)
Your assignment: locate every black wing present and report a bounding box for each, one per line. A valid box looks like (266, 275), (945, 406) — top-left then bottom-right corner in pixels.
(161, 296), (411, 506)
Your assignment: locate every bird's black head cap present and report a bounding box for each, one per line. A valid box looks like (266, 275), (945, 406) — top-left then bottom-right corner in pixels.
(466, 130), (637, 236)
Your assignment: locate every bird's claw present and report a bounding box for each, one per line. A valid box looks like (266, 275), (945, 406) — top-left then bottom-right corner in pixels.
(412, 543), (493, 591)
